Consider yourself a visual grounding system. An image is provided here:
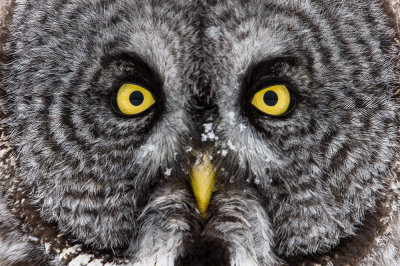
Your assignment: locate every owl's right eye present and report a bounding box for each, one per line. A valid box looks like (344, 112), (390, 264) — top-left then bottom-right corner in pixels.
(112, 83), (156, 116)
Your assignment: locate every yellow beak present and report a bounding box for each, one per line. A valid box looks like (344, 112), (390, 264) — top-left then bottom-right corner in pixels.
(190, 154), (216, 218)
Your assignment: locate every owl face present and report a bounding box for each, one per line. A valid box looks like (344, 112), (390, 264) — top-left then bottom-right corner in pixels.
(1, 0), (399, 264)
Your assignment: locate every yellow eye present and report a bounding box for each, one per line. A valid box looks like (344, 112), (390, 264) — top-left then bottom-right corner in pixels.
(251, 85), (291, 116)
(115, 84), (155, 115)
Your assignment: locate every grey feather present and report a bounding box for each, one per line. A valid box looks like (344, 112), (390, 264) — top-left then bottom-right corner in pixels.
(0, 0), (399, 265)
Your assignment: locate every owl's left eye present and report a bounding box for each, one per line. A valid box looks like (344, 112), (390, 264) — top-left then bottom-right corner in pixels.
(113, 83), (155, 116)
(251, 85), (294, 116)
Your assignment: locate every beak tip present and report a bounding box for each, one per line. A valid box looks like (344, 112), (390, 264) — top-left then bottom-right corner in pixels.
(190, 154), (216, 218)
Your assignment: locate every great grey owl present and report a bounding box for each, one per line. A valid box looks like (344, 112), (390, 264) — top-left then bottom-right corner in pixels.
(0, 0), (399, 265)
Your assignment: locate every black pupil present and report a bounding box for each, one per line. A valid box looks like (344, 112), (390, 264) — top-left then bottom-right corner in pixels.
(263, 90), (278, 106)
(130, 91), (144, 106)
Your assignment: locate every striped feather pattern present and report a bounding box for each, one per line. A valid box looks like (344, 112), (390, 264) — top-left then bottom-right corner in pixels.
(209, 0), (400, 257)
(0, 0), (399, 265)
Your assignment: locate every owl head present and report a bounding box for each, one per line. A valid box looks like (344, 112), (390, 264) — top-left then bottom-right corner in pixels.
(0, 0), (399, 265)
